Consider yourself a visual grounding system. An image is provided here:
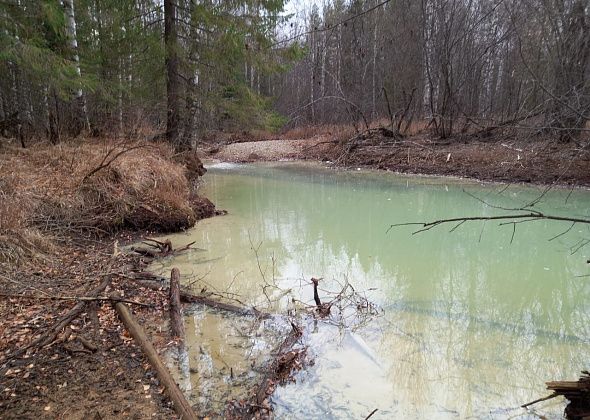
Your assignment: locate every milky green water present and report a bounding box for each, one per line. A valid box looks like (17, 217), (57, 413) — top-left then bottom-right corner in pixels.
(155, 162), (590, 419)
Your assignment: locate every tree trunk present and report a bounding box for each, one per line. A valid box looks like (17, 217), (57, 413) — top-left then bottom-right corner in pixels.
(164, 0), (181, 146)
(49, 89), (60, 145)
(548, 0), (590, 141)
(118, 56), (124, 137)
(310, 28), (315, 123)
(62, 0), (90, 134)
(372, 11), (378, 120)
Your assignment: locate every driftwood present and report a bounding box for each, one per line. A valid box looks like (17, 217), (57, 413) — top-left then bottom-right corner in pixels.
(255, 322), (303, 406)
(134, 278), (269, 318)
(547, 372), (590, 419)
(522, 371), (590, 419)
(132, 238), (202, 258)
(311, 277), (331, 317)
(113, 300), (198, 420)
(5, 274), (112, 362)
(169, 268), (185, 341)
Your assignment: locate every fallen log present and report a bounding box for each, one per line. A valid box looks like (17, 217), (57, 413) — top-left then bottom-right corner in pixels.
(113, 300), (198, 420)
(169, 268), (185, 341)
(134, 278), (269, 318)
(180, 292), (269, 318)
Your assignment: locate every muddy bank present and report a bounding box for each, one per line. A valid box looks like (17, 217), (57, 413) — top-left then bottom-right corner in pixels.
(0, 139), (216, 419)
(205, 133), (590, 187)
(0, 244), (178, 419)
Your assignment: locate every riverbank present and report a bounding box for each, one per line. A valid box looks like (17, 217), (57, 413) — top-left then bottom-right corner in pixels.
(204, 132), (590, 187)
(0, 139), (215, 418)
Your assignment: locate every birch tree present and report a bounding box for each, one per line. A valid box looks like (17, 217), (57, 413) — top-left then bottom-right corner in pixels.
(62, 0), (89, 133)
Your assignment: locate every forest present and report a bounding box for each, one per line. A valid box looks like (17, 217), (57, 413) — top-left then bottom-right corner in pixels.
(1, 0), (590, 419)
(1, 0), (588, 145)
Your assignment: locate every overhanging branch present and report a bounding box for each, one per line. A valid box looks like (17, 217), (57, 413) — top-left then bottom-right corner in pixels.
(389, 212), (590, 235)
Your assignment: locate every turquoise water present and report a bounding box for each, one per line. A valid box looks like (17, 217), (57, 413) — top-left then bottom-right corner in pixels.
(156, 162), (590, 419)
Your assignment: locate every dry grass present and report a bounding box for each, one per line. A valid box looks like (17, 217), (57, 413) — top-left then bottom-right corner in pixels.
(0, 139), (203, 265)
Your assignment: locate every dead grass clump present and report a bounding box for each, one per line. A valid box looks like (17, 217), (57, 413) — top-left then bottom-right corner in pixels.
(81, 145), (197, 231)
(0, 140), (208, 264)
(0, 166), (55, 264)
(0, 228), (55, 266)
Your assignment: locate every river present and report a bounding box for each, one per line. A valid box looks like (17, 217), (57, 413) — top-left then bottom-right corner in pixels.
(153, 162), (590, 419)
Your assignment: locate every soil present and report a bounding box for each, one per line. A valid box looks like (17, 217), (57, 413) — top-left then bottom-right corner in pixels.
(0, 237), (183, 419)
(205, 133), (590, 187)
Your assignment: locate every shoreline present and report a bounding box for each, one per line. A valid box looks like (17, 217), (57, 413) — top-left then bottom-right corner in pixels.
(204, 157), (590, 192)
(203, 135), (590, 190)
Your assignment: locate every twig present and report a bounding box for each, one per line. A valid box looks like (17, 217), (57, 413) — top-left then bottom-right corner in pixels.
(81, 143), (151, 183)
(365, 408), (379, 419)
(521, 393), (558, 408)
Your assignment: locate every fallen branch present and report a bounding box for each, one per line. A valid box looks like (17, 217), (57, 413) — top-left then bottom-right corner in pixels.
(521, 393), (558, 408)
(546, 371), (590, 418)
(311, 277), (331, 317)
(113, 300), (198, 420)
(81, 143), (151, 183)
(4, 274), (112, 362)
(134, 278), (270, 318)
(0, 292), (151, 307)
(389, 212), (590, 235)
(255, 322), (304, 406)
(132, 239), (202, 258)
(225, 323), (306, 419)
(365, 408), (379, 420)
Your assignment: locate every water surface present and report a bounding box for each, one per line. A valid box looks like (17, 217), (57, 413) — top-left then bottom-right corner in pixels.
(155, 162), (590, 419)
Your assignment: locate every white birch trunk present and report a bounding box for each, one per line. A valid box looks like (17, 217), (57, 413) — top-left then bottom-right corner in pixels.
(310, 28), (315, 123)
(62, 0), (89, 130)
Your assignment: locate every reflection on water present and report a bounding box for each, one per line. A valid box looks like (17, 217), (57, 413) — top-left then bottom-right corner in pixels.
(167, 308), (290, 414)
(155, 162), (590, 419)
